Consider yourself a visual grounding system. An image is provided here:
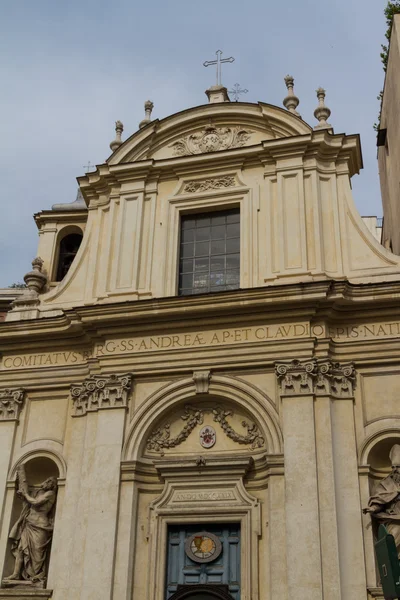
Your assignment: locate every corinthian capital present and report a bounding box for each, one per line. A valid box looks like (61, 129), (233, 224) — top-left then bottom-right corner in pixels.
(70, 373), (133, 417)
(0, 388), (25, 421)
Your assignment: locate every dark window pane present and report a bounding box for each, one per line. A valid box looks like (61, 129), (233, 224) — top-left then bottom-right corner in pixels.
(211, 225), (226, 240)
(182, 219), (195, 230)
(179, 209), (240, 296)
(181, 243), (194, 258)
(226, 223), (240, 238)
(194, 257), (209, 272)
(226, 238), (240, 253)
(226, 254), (240, 269)
(212, 214), (226, 225)
(211, 239), (225, 254)
(180, 259), (193, 273)
(181, 228), (194, 243)
(196, 216), (211, 227)
(195, 227), (210, 242)
(226, 270), (240, 284)
(210, 256), (225, 271)
(195, 241), (209, 256)
(227, 210), (240, 223)
(179, 273), (193, 288)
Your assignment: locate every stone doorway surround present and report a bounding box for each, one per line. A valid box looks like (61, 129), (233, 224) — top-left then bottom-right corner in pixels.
(147, 457), (260, 600)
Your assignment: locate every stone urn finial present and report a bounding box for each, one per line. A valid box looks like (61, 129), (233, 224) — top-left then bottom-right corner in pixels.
(110, 120), (124, 152)
(23, 257), (47, 296)
(283, 75), (301, 118)
(314, 87), (332, 130)
(139, 100), (154, 129)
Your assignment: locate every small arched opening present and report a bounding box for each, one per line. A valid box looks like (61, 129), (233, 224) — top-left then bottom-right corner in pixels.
(55, 229), (83, 282)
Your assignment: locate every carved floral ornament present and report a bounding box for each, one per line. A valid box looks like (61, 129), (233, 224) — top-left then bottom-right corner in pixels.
(275, 359), (356, 397)
(70, 373), (133, 416)
(170, 125), (252, 156)
(146, 404), (265, 454)
(183, 175), (236, 194)
(0, 388), (25, 421)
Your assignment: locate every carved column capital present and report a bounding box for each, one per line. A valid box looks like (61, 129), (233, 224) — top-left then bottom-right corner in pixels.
(0, 388), (25, 421)
(275, 359), (317, 395)
(275, 359), (356, 398)
(316, 360), (356, 398)
(70, 373), (133, 417)
(192, 370), (211, 394)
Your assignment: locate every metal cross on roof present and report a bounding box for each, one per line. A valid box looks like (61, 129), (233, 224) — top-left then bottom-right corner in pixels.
(83, 161), (95, 173)
(228, 83), (248, 102)
(203, 50), (235, 86)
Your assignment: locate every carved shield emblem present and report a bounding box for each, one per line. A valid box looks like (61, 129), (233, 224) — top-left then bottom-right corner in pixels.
(199, 425), (216, 448)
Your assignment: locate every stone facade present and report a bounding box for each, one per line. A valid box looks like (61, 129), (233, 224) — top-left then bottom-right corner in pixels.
(378, 14), (400, 254)
(0, 85), (400, 600)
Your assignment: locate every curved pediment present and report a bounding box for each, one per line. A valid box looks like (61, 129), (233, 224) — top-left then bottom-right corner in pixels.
(107, 101), (312, 165)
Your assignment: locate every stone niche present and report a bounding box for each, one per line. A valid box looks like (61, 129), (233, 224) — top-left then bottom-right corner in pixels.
(1, 456), (59, 598)
(144, 399), (266, 459)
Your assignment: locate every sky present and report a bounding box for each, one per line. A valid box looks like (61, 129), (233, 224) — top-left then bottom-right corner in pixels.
(0, 0), (388, 286)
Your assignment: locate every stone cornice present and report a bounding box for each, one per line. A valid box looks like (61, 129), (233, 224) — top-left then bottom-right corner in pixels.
(1, 280), (400, 349)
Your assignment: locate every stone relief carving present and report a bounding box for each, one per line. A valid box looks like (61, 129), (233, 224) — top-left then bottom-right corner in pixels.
(212, 406), (264, 450)
(183, 175), (236, 194)
(170, 125), (252, 156)
(146, 404), (264, 453)
(192, 370), (211, 393)
(0, 388), (25, 421)
(275, 359), (356, 398)
(146, 405), (204, 452)
(70, 373), (132, 416)
(363, 444), (400, 557)
(2, 464), (57, 588)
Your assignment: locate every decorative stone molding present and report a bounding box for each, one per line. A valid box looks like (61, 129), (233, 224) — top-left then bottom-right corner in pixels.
(148, 457), (260, 600)
(212, 406), (264, 449)
(70, 373), (132, 416)
(275, 359), (356, 398)
(316, 360), (356, 398)
(146, 403), (265, 454)
(275, 359), (317, 395)
(0, 388), (25, 421)
(183, 175), (236, 194)
(10, 257), (47, 311)
(146, 405), (204, 452)
(192, 370), (211, 393)
(170, 125), (251, 156)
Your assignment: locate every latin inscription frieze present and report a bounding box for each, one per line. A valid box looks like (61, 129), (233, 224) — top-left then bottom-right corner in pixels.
(1, 320), (400, 370)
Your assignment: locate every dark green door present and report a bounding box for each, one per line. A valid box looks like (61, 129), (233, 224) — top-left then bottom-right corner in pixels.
(166, 524), (240, 600)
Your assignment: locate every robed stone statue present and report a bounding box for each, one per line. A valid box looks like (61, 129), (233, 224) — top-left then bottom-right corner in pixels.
(363, 444), (400, 555)
(3, 465), (57, 586)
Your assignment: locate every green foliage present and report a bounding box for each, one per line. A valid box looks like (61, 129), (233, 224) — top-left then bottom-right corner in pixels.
(8, 282), (27, 289)
(375, 1), (400, 131)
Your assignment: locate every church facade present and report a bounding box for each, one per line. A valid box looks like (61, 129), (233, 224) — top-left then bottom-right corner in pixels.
(1, 79), (400, 600)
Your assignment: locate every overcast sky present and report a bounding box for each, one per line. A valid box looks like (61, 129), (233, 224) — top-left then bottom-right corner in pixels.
(0, 0), (387, 286)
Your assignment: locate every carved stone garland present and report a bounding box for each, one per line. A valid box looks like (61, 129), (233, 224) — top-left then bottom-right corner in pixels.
(183, 175), (236, 194)
(71, 373), (132, 416)
(275, 359), (356, 398)
(146, 404), (264, 453)
(170, 125), (251, 156)
(0, 388), (25, 421)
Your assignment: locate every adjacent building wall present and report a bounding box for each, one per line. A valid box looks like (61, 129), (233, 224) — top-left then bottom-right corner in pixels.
(379, 14), (400, 254)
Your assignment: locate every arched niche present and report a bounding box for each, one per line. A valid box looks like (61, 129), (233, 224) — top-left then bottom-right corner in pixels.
(123, 374), (282, 462)
(2, 455), (60, 586)
(53, 226), (83, 282)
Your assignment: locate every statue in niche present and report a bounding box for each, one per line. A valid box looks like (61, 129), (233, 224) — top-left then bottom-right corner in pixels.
(3, 465), (57, 587)
(363, 444), (400, 555)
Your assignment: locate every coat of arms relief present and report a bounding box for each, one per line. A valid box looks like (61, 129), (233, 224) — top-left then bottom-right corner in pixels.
(170, 125), (252, 156)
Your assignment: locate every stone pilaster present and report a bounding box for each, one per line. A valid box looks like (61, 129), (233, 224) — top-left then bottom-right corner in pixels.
(50, 373), (132, 600)
(276, 360), (323, 600)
